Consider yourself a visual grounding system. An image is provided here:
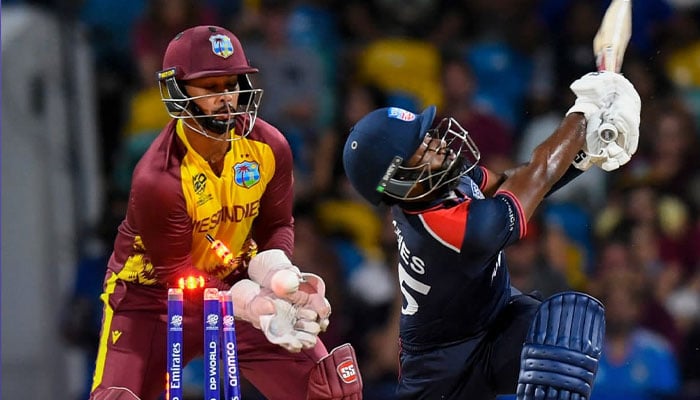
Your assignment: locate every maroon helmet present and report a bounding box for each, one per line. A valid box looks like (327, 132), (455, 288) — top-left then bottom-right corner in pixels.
(157, 25), (263, 139)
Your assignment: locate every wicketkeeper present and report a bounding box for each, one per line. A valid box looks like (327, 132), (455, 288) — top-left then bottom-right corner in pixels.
(89, 25), (362, 400)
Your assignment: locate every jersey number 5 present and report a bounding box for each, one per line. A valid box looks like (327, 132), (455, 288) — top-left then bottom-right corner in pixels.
(398, 265), (431, 315)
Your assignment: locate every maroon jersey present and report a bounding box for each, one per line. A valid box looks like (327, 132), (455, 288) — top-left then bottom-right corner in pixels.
(90, 118), (328, 400)
(108, 117), (294, 288)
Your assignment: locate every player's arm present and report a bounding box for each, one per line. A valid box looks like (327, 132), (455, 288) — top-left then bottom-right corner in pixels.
(478, 145), (586, 199)
(251, 128), (295, 255)
(498, 72), (640, 220)
(130, 171), (227, 288)
(473, 161), (580, 199)
(468, 165), (507, 197)
(497, 114), (587, 221)
(453, 119), (586, 253)
(496, 163), (584, 199)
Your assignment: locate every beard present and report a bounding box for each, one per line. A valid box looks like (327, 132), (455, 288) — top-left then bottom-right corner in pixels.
(190, 102), (237, 135)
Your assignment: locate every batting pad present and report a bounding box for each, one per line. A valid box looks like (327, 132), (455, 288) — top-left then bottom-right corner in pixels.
(516, 291), (605, 400)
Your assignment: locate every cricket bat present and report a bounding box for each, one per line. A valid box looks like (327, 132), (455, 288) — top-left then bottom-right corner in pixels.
(593, 0), (632, 142)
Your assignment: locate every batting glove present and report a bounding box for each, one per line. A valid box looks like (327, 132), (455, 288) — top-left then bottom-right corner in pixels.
(567, 71), (640, 171)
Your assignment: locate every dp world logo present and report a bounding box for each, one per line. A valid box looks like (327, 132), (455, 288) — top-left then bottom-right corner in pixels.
(233, 161), (260, 188)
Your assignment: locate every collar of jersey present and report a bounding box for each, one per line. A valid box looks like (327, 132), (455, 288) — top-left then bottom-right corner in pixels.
(175, 120), (237, 166)
(400, 190), (469, 214)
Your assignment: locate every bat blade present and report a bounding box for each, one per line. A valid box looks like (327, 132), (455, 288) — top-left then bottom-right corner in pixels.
(593, 0), (632, 72)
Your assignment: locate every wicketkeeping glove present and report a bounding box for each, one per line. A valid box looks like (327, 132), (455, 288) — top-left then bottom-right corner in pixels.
(228, 279), (318, 352)
(567, 71), (641, 171)
(248, 250), (332, 332)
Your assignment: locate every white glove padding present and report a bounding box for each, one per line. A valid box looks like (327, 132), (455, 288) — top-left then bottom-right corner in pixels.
(248, 249), (302, 295)
(579, 82), (641, 171)
(259, 298), (319, 353)
(566, 71), (625, 120)
(229, 279), (319, 353)
(248, 250), (332, 332)
(567, 71), (641, 171)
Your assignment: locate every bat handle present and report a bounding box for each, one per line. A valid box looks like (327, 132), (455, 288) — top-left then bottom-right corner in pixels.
(598, 122), (618, 143)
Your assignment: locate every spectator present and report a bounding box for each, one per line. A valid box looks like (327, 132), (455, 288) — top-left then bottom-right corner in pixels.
(438, 56), (514, 173)
(242, 0), (327, 201)
(592, 270), (681, 400)
(78, 0), (146, 176)
(505, 220), (571, 298)
(314, 81), (389, 197)
(131, 0), (219, 88)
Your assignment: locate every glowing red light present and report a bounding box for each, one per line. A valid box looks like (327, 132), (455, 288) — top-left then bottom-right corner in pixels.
(211, 240), (234, 265)
(177, 275), (205, 290)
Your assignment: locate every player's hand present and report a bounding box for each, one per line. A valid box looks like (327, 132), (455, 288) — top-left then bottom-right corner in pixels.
(586, 77), (640, 171)
(567, 71), (640, 171)
(228, 279), (318, 352)
(284, 272), (332, 332)
(566, 71), (621, 120)
(248, 250), (332, 332)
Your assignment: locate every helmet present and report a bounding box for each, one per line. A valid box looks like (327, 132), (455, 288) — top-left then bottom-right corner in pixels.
(343, 106), (480, 205)
(157, 25), (263, 139)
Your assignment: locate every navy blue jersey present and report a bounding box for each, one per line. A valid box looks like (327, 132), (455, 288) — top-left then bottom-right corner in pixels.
(392, 166), (527, 351)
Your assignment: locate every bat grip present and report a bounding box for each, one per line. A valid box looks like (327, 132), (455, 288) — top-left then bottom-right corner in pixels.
(598, 122), (618, 143)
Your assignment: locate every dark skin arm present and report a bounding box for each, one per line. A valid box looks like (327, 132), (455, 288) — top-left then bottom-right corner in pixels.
(480, 168), (507, 197)
(404, 114), (585, 208)
(495, 114), (587, 220)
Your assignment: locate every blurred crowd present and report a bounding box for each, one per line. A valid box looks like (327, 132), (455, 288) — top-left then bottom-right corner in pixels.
(10, 0), (700, 399)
